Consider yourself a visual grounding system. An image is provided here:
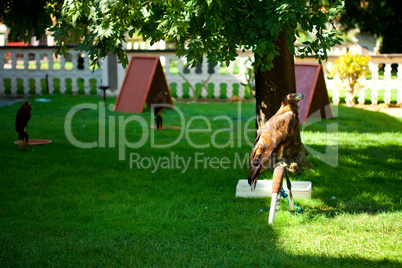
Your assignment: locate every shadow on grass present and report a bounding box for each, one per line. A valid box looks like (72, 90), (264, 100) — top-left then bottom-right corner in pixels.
(299, 142), (401, 216)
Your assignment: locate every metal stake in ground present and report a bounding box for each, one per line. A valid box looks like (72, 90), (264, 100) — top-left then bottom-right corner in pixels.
(99, 85), (110, 107)
(268, 164), (286, 225)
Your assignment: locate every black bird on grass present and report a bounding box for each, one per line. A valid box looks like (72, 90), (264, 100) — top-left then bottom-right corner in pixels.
(15, 101), (31, 151)
(153, 91), (169, 130)
(248, 93), (304, 190)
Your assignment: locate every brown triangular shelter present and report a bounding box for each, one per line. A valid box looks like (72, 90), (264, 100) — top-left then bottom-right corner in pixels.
(114, 56), (173, 113)
(295, 63), (333, 123)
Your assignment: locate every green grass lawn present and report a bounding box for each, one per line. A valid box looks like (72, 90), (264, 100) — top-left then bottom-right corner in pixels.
(0, 96), (401, 267)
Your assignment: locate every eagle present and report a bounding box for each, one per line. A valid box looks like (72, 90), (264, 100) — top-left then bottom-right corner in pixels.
(153, 91), (169, 130)
(248, 93), (304, 190)
(15, 101), (32, 151)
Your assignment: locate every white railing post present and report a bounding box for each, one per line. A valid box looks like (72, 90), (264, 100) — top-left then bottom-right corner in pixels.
(10, 51), (16, 70)
(60, 54), (65, 71)
(11, 78), (18, 95)
(358, 88), (365, 105)
(34, 77), (40, 95)
(84, 78), (91, 94)
(48, 52), (54, 71)
(35, 51), (40, 71)
(238, 57), (248, 99)
(397, 87), (402, 106)
(368, 62), (379, 105)
(23, 77), (29, 96)
(383, 64), (392, 105)
(176, 57), (184, 98)
(22, 52), (28, 70)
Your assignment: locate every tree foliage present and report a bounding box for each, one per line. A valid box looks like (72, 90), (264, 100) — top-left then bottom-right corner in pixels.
(50, 0), (344, 69)
(332, 52), (370, 96)
(0, 0), (61, 42)
(339, 0), (402, 53)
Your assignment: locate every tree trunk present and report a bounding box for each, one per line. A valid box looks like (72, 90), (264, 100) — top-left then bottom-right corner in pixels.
(255, 31), (312, 173)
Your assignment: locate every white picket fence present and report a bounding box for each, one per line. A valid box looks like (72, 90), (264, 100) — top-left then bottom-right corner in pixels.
(299, 55), (402, 106)
(125, 50), (254, 100)
(0, 47), (401, 106)
(0, 47), (102, 95)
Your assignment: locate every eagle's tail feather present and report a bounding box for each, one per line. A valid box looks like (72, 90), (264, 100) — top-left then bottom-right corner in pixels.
(248, 163), (261, 191)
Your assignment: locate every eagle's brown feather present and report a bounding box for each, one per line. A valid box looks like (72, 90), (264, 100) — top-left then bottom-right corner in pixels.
(248, 93), (303, 189)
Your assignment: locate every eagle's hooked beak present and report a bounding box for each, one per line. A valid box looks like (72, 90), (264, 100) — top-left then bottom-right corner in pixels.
(295, 94), (304, 101)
